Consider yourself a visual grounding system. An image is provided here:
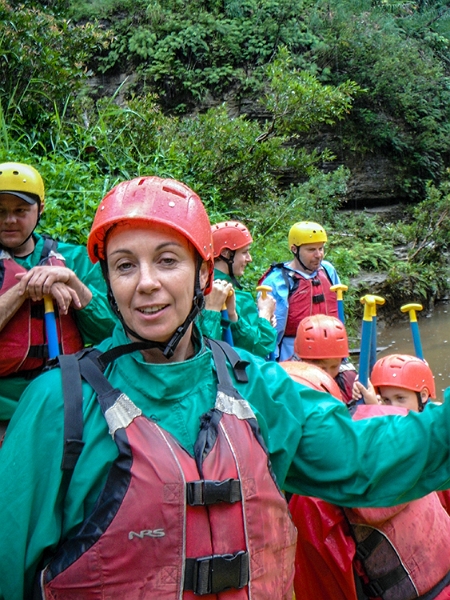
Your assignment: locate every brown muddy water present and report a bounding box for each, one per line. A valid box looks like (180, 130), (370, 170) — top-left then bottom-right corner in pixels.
(373, 301), (450, 403)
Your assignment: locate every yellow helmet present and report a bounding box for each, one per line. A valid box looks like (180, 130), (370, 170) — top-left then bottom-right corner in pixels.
(0, 162), (45, 206)
(288, 221), (327, 247)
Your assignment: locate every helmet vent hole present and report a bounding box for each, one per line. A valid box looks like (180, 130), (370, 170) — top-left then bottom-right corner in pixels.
(162, 185), (186, 199)
(12, 170), (19, 175)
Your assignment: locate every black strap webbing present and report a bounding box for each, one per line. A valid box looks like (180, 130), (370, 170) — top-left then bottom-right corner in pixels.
(38, 236), (58, 265)
(363, 564), (407, 598)
(59, 354), (85, 471)
(355, 529), (383, 561)
(206, 338), (249, 384)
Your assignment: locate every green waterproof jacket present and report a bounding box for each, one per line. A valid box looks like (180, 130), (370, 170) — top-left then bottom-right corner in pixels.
(197, 268), (277, 358)
(1, 323), (450, 599)
(0, 233), (117, 418)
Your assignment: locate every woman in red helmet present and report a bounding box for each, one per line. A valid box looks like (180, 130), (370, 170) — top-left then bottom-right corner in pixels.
(3, 177), (450, 599)
(198, 220), (277, 358)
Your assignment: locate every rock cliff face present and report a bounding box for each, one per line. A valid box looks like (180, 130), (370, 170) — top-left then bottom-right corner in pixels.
(231, 98), (410, 208)
(337, 154), (407, 208)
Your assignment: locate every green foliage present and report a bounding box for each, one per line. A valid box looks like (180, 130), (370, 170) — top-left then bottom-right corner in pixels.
(304, 0), (450, 195)
(262, 48), (364, 136)
(72, 0), (323, 110)
(2, 0), (450, 328)
(0, 0), (110, 142)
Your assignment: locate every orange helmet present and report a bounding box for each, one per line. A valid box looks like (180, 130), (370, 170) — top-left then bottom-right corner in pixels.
(279, 361), (343, 401)
(87, 176), (214, 293)
(294, 314), (348, 359)
(211, 221), (253, 258)
(371, 354), (436, 399)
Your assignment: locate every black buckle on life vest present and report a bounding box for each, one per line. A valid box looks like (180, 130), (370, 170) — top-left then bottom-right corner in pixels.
(311, 278), (321, 286)
(312, 293), (325, 304)
(184, 550), (249, 595)
(186, 479), (242, 506)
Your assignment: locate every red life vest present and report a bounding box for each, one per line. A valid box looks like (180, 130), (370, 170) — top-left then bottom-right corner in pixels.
(284, 267), (338, 336)
(0, 245), (83, 376)
(290, 404), (450, 600)
(336, 361), (358, 404)
(40, 347), (297, 598)
(345, 496), (450, 599)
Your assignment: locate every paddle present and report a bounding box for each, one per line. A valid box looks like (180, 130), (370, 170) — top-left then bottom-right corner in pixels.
(330, 284), (348, 324)
(401, 303), (424, 360)
(43, 295), (59, 359)
(358, 295), (376, 392)
(369, 295), (385, 373)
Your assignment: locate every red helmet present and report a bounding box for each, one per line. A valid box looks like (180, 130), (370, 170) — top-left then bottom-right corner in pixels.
(371, 354), (436, 399)
(87, 176), (214, 293)
(279, 361), (343, 401)
(294, 314), (348, 359)
(211, 221), (253, 258)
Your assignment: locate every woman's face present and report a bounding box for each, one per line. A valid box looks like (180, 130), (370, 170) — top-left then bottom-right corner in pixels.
(106, 224), (208, 347)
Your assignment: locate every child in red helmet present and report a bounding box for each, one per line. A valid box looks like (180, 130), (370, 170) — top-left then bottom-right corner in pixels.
(353, 353), (436, 412)
(286, 353), (450, 600)
(293, 313), (357, 403)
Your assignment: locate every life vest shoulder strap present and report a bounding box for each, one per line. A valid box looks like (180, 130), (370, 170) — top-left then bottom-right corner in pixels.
(59, 341), (250, 473)
(258, 262), (300, 296)
(59, 348), (107, 472)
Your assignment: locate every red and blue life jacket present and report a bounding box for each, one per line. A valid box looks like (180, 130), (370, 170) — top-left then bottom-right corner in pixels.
(0, 238), (83, 377)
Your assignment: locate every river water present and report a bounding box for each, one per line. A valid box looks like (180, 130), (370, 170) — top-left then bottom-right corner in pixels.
(373, 301), (450, 403)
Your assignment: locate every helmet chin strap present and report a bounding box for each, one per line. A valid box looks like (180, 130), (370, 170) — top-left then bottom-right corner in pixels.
(218, 251), (241, 289)
(417, 391), (425, 413)
(99, 257), (206, 363)
(293, 245), (314, 274)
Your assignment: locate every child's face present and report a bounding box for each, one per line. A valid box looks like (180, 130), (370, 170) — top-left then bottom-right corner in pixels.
(378, 386), (427, 412)
(310, 358), (342, 379)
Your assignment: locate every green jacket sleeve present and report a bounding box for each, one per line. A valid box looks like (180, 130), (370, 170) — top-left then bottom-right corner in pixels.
(196, 309), (224, 341)
(239, 358), (450, 508)
(229, 289), (276, 357)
